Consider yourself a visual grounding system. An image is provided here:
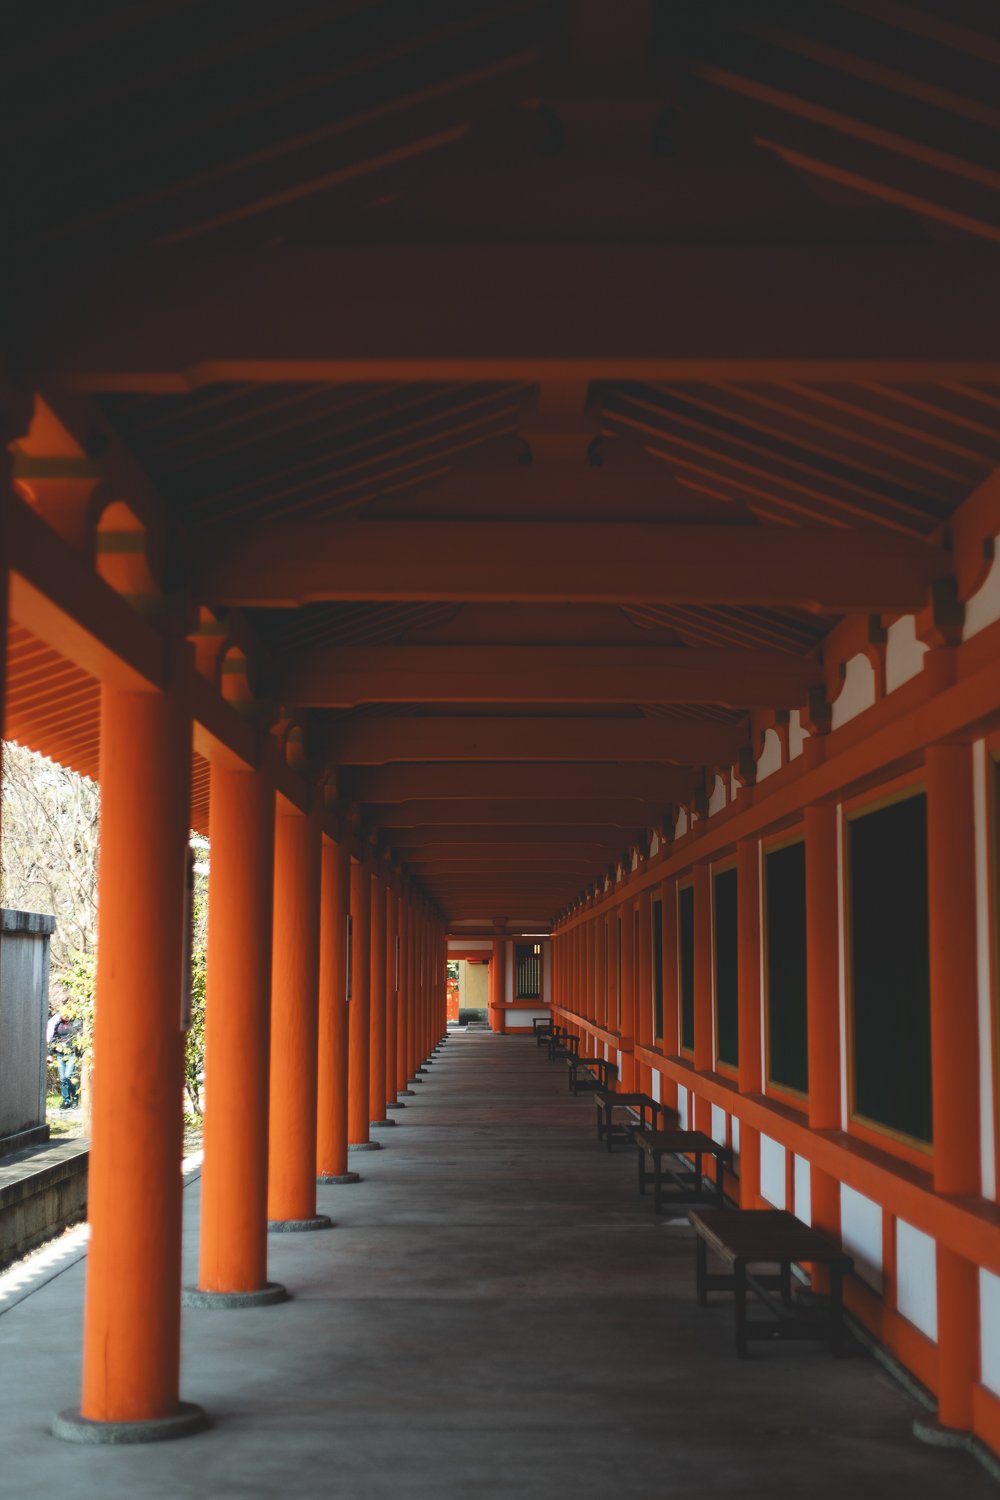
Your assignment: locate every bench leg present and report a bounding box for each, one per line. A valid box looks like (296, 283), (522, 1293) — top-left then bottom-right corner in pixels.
(734, 1263), (748, 1357)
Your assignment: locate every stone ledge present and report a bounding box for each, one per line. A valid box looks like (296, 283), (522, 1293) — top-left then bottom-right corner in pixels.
(0, 1141), (89, 1269)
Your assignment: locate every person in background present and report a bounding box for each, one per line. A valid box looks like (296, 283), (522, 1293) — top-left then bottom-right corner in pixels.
(46, 1008), (82, 1109)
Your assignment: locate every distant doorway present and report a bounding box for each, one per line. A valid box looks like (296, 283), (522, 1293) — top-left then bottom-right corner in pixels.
(456, 959), (488, 1025)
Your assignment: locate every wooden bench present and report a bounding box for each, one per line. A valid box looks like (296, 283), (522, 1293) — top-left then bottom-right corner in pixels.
(689, 1208), (853, 1358)
(634, 1128), (727, 1213)
(548, 1027), (581, 1062)
(567, 1054), (617, 1095)
(594, 1091), (663, 1151)
(532, 1016), (554, 1047)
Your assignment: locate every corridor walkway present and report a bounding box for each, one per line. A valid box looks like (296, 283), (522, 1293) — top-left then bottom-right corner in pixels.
(0, 1032), (994, 1499)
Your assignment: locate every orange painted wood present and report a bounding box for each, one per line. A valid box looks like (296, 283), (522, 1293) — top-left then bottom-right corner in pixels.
(316, 834), (351, 1177)
(385, 886), (399, 1109)
(348, 860), (372, 1145)
(328, 716), (744, 767)
(267, 802), (322, 1222)
(368, 871), (388, 1124)
(81, 684), (190, 1422)
(693, 863), (713, 1133)
(199, 762), (275, 1294)
(396, 897), (410, 1093)
(196, 519), (944, 613)
(344, 763), (702, 803)
(284, 644), (819, 710)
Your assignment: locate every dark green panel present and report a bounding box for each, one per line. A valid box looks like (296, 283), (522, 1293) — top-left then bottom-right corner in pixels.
(714, 867), (739, 1068)
(849, 793), (932, 1144)
(765, 840), (808, 1094)
(653, 899), (664, 1040)
(679, 884), (695, 1051)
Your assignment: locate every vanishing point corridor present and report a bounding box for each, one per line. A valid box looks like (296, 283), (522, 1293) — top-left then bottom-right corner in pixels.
(0, 1032), (993, 1500)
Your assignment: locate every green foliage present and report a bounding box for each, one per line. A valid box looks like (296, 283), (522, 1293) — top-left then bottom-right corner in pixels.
(63, 949), (97, 1063)
(184, 871), (208, 1116)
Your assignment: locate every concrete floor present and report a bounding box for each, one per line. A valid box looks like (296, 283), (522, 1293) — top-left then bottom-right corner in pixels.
(0, 1031), (995, 1499)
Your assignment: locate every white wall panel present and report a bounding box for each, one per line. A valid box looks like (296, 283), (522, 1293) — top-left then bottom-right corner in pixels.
(760, 1134), (786, 1208)
(711, 1104), (727, 1146)
(831, 653), (876, 730)
(793, 1155), (812, 1226)
(731, 1116), (741, 1162)
(963, 534), (1000, 640)
(677, 1087), (689, 1129)
(980, 1268), (1000, 1397)
(840, 1184), (883, 1292)
(651, 1070), (662, 1104)
(708, 775), (727, 817)
(756, 727), (782, 783)
(895, 1220), (937, 1342)
(788, 708), (809, 760)
(885, 614), (927, 693)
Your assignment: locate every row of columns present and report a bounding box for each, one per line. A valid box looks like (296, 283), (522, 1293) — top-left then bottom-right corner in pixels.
(73, 676), (447, 1439)
(552, 742), (982, 1435)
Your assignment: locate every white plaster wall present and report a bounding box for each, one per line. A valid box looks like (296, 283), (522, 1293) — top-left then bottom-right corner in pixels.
(840, 1184), (883, 1292)
(760, 1134), (786, 1208)
(793, 1155), (812, 1226)
(711, 1104), (727, 1146)
(756, 727), (782, 783)
(450, 939), (492, 951)
(731, 1117), (741, 1163)
(677, 1087), (689, 1129)
(885, 614), (927, 693)
(508, 1009), (549, 1027)
(542, 942), (553, 1004)
(504, 940), (514, 1003)
(831, 653), (876, 730)
(973, 740), (998, 1199)
(895, 1220), (937, 1342)
(674, 808), (689, 840)
(708, 775), (727, 817)
(649, 831), (660, 857)
(980, 1268), (1000, 1397)
(651, 1071), (662, 1104)
(788, 708), (809, 761)
(963, 534), (1000, 640)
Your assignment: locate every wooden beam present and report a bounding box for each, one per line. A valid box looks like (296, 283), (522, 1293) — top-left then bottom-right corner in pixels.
(44, 245), (1000, 390)
(394, 825), (643, 846)
(195, 519), (947, 614)
(283, 645), (817, 709)
(330, 716), (744, 766)
(376, 798), (666, 827)
(342, 763), (697, 802)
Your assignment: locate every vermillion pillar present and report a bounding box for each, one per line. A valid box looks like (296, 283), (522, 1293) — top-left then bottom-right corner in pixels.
(397, 896), (413, 1095)
(660, 879), (679, 1109)
(385, 885), (399, 1108)
(316, 832), (357, 1183)
(348, 858), (374, 1148)
(805, 805), (841, 1237)
(267, 799), (330, 1230)
(637, 892), (653, 1090)
(369, 870), (389, 1127)
(619, 902), (636, 1091)
(61, 681), (206, 1442)
(406, 896), (419, 1077)
(737, 838), (762, 1208)
(195, 762), (284, 1306)
(927, 743), (980, 1433)
(693, 861), (713, 1132)
(493, 937), (506, 1034)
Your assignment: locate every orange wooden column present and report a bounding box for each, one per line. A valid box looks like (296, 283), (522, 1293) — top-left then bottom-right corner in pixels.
(926, 743), (980, 1433)
(65, 682), (206, 1441)
(369, 869), (389, 1126)
(618, 901), (636, 1091)
(267, 799), (330, 1230)
(385, 884), (399, 1108)
(805, 803), (841, 1236)
(316, 831), (357, 1182)
(406, 895), (419, 1076)
(736, 837), (762, 1208)
(348, 858), (373, 1147)
(490, 937), (506, 1034)
(396, 895), (413, 1095)
(693, 860), (713, 1132)
(660, 878), (679, 1110)
(636, 891), (653, 1090)
(195, 761), (284, 1306)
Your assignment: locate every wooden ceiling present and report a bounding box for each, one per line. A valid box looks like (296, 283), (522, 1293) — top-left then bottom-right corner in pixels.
(7, 0), (1000, 928)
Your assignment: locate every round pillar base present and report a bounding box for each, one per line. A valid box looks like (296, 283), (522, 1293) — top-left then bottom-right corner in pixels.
(912, 1417), (971, 1450)
(387, 1102), (406, 1110)
(53, 1402), (209, 1446)
(409, 1078), (424, 1085)
(397, 1089), (415, 1097)
(348, 1140), (381, 1151)
(317, 1171), (360, 1185)
(370, 1119), (396, 1128)
(181, 1282), (288, 1310)
(267, 1214), (333, 1233)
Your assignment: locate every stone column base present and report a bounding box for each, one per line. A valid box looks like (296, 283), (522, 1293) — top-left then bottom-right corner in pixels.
(53, 1403), (209, 1445)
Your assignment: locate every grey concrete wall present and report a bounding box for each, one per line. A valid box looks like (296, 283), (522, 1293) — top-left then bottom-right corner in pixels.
(0, 1142), (88, 1268)
(0, 910), (56, 1151)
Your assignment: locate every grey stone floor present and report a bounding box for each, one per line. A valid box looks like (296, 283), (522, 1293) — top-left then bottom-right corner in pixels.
(0, 1032), (995, 1499)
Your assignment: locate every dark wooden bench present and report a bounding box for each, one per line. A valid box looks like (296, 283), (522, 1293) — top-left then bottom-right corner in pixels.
(532, 1016), (554, 1047)
(548, 1027), (581, 1062)
(594, 1091), (663, 1151)
(634, 1128), (727, 1213)
(689, 1208), (853, 1358)
(567, 1054), (617, 1095)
